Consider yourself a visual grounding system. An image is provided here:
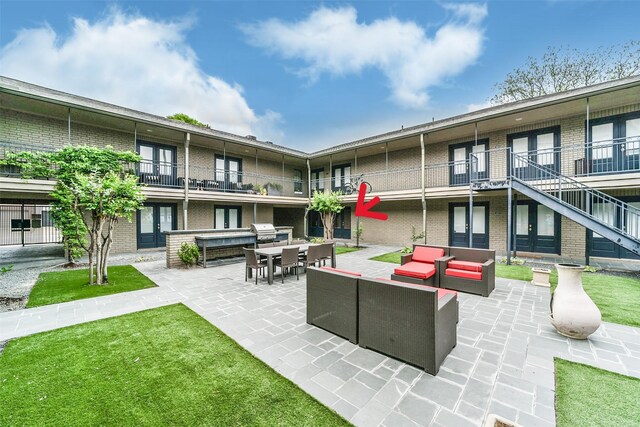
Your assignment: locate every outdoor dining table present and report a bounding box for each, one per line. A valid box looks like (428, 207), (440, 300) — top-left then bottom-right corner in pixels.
(254, 243), (336, 285)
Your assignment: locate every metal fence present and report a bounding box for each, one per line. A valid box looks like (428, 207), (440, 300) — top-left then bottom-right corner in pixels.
(0, 204), (62, 246)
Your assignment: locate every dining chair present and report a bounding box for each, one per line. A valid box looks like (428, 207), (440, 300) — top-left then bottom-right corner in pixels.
(274, 246), (301, 283)
(243, 248), (267, 284)
(301, 245), (322, 271)
(319, 242), (334, 266)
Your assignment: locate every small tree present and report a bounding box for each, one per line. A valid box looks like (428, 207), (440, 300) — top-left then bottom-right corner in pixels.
(308, 190), (344, 240)
(1, 146), (145, 285)
(491, 42), (640, 104)
(167, 113), (209, 128)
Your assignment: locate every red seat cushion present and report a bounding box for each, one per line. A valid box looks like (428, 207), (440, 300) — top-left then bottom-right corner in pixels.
(411, 246), (445, 264)
(445, 268), (482, 280)
(394, 261), (436, 280)
(448, 260), (483, 272)
(320, 267), (362, 277)
(376, 278), (457, 299)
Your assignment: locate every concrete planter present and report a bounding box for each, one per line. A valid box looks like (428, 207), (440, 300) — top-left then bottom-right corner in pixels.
(483, 413), (521, 427)
(531, 267), (551, 287)
(550, 263), (601, 339)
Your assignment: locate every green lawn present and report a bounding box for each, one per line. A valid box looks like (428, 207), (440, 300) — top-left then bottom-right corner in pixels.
(335, 246), (362, 255)
(555, 358), (640, 427)
(369, 251), (640, 327)
(27, 265), (157, 308)
(0, 304), (350, 426)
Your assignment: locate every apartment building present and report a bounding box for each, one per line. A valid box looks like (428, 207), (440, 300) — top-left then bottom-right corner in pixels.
(2, 75), (640, 263)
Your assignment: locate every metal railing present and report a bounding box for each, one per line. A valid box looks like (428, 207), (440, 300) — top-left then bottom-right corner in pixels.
(189, 165), (307, 197)
(511, 152), (640, 241)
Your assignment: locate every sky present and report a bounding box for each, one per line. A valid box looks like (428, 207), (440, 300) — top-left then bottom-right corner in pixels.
(1, 1), (639, 151)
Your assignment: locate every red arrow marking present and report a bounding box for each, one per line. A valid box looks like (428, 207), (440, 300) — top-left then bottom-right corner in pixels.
(355, 182), (388, 220)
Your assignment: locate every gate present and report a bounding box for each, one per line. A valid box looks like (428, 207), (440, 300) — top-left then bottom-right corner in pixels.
(0, 204), (62, 246)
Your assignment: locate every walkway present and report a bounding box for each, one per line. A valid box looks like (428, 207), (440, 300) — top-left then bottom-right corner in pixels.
(1, 246), (639, 427)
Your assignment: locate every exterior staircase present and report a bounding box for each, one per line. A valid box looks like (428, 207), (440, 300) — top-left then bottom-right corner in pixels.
(497, 152), (640, 256)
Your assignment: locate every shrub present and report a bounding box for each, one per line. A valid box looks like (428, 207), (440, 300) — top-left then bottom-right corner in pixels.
(178, 242), (200, 267)
(310, 237), (325, 244)
(1, 265), (13, 274)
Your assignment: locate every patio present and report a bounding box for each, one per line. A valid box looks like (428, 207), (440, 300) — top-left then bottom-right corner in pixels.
(1, 245), (639, 426)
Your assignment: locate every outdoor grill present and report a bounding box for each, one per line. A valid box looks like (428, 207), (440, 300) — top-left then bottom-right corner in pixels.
(250, 223), (278, 242)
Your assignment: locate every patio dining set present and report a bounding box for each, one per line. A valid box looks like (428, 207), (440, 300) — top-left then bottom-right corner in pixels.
(243, 241), (337, 285)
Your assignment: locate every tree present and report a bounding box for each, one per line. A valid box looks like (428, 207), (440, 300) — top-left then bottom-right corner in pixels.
(1, 146), (145, 285)
(167, 113), (210, 128)
(308, 190), (344, 240)
(491, 42), (640, 104)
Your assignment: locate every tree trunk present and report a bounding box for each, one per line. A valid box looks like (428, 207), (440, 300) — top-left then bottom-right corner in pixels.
(94, 217), (105, 285)
(100, 217), (116, 283)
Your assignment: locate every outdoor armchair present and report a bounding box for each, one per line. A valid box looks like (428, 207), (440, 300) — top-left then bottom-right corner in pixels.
(438, 247), (495, 297)
(358, 277), (457, 375)
(392, 245), (450, 286)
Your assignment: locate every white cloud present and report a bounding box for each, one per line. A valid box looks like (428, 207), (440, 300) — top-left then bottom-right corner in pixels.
(241, 3), (487, 109)
(0, 9), (281, 140)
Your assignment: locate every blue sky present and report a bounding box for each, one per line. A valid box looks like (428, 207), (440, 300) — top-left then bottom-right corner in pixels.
(1, 1), (639, 151)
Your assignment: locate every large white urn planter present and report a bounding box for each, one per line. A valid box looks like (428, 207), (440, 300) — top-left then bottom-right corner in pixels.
(550, 264), (601, 339)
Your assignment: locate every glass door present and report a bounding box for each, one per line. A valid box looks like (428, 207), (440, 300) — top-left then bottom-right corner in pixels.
(508, 128), (560, 180)
(215, 156), (243, 191)
(214, 206), (241, 229)
(623, 118), (640, 171)
(137, 203), (176, 248)
(449, 140), (488, 186)
(448, 202), (489, 248)
(510, 136), (530, 179)
(589, 122), (615, 174)
(332, 164), (351, 192)
(136, 141), (176, 186)
(514, 201), (560, 254)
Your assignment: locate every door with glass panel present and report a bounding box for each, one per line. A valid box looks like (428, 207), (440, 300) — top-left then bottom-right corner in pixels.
(589, 114), (640, 174)
(449, 140), (488, 186)
(137, 203), (176, 248)
(589, 198), (640, 259)
(508, 128), (559, 180)
(215, 156), (242, 191)
(332, 164), (351, 192)
(214, 206), (241, 229)
(448, 202), (489, 249)
(514, 201), (560, 254)
(136, 141), (176, 186)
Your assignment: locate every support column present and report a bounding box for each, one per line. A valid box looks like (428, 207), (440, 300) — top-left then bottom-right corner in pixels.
(420, 133), (427, 243)
(469, 186), (474, 248)
(385, 142), (389, 171)
(68, 108), (71, 145)
(507, 184), (513, 265)
(329, 155), (333, 191)
(183, 132), (190, 230)
(282, 154), (285, 191)
(585, 97), (591, 265)
(305, 159), (311, 238)
(253, 203), (257, 224)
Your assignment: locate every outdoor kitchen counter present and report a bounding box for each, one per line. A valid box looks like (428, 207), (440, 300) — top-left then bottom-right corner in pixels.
(163, 227), (293, 269)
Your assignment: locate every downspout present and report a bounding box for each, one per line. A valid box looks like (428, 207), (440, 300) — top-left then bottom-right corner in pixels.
(585, 97), (591, 266)
(183, 132), (190, 230)
(421, 133), (427, 244)
(305, 159), (311, 238)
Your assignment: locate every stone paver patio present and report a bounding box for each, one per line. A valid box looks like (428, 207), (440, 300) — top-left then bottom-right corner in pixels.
(1, 245), (639, 426)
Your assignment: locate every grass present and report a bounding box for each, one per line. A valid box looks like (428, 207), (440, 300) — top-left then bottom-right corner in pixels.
(369, 251), (640, 327)
(27, 265), (157, 308)
(335, 246), (362, 255)
(0, 304), (350, 426)
(555, 358), (640, 427)
(369, 251), (402, 264)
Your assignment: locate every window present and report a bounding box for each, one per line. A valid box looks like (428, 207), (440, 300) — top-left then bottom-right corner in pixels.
(332, 164), (351, 191)
(311, 168), (324, 191)
(293, 169), (303, 193)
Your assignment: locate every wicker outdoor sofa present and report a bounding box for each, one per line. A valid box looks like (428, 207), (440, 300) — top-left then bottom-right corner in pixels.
(306, 266), (458, 375)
